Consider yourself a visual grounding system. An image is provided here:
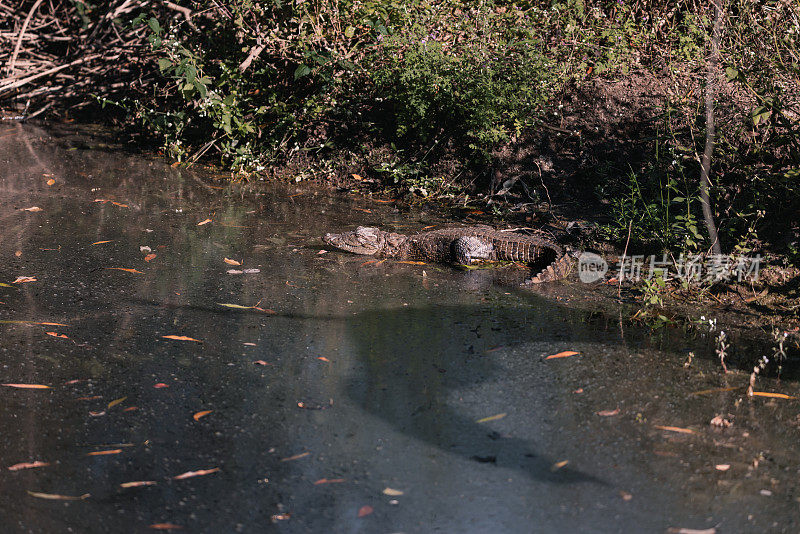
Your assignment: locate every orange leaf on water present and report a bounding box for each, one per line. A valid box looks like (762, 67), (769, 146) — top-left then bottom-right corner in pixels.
(13, 276), (37, 283)
(86, 449), (122, 456)
(597, 408), (620, 416)
(46, 179), (56, 186)
(197, 218), (212, 226)
(224, 258), (241, 266)
(654, 425), (695, 434)
(105, 268), (143, 274)
(317, 357), (330, 362)
(357, 505), (373, 518)
(162, 335), (202, 342)
(253, 360), (271, 366)
(280, 452), (310, 462)
(149, 524), (182, 530)
(751, 391), (795, 400)
(396, 261), (426, 265)
(193, 410), (213, 421)
(545, 351), (580, 360)
(91, 240), (113, 246)
(173, 468), (219, 480)
(45, 332), (68, 339)
(120, 481), (157, 488)
(2, 383), (50, 389)
(108, 397), (127, 409)
(154, 383), (169, 388)
(8, 461), (49, 471)
(28, 491), (89, 501)
(22, 206), (43, 212)
(144, 253), (157, 262)
(314, 478), (346, 485)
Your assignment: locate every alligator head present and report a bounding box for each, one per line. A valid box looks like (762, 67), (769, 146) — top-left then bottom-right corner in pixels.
(324, 226), (387, 255)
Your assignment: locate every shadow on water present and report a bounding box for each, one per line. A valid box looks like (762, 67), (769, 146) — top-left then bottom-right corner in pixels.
(342, 303), (604, 485)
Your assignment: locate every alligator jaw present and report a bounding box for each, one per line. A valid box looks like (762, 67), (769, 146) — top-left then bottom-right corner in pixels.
(323, 226), (385, 256)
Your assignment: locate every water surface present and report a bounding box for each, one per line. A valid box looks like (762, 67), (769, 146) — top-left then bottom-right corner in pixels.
(1, 123), (798, 533)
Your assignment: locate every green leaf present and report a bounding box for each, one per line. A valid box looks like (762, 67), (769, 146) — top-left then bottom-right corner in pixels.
(185, 64), (196, 84)
(157, 58), (172, 72)
(148, 17), (162, 35)
(294, 64), (311, 80)
(751, 106), (771, 125)
(345, 26), (355, 38)
(724, 67), (739, 82)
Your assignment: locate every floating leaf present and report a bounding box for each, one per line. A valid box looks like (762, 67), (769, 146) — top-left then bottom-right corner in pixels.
(224, 258), (241, 266)
(280, 452), (310, 462)
(45, 332), (68, 339)
(144, 254), (157, 262)
(357, 505), (373, 518)
(91, 240), (113, 246)
(382, 487), (404, 496)
(691, 387), (739, 396)
(46, 179), (56, 186)
(654, 425), (695, 434)
(217, 303), (274, 313)
(545, 350), (580, 360)
(22, 206), (43, 212)
(28, 491), (89, 501)
(121, 480), (157, 488)
(149, 524), (183, 530)
(154, 383), (169, 388)
(396, 260), (426, 265)
(193, 410), (213, 421)
(173, 468), (220, 480)
(314, 478), (346, 485)
(2, 383), (50, 389)
(551, 460), (569, 471)
(0, 321), (67, 326)
(597, 408), (620, 417)
(751, 391), (795, 400)
(162, 335), (201, 342)
(105, 268), (143, 274)
(715, 464), (730, 471)
(317, 356), (330, 363)
(253, 360), (271, 366)
(108, 396), (127, 409)
(197, 219), (212, 226)
(476, 413), (506, 424)
(13, 276), (37, 284)
(8, 461), (49, 471)
(86, 449), (122, 456)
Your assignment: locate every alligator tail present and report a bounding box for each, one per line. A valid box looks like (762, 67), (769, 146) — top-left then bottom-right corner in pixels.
(526, 253), (573, 284)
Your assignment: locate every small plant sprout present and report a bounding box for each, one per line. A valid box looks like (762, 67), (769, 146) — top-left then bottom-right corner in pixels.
(771, 327), (789, 378)
(747, 356), (770, 398)
(716, 330), (729, 373)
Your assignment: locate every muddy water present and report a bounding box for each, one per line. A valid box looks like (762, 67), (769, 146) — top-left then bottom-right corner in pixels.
(0, 123), (798, 533)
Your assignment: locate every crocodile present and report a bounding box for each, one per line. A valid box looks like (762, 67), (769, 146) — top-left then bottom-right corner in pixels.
(323, 226), (572, 283)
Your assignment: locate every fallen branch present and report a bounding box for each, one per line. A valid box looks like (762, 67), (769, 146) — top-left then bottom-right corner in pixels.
(0, 54), (100, 96)
(6, 0), (46, 76)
